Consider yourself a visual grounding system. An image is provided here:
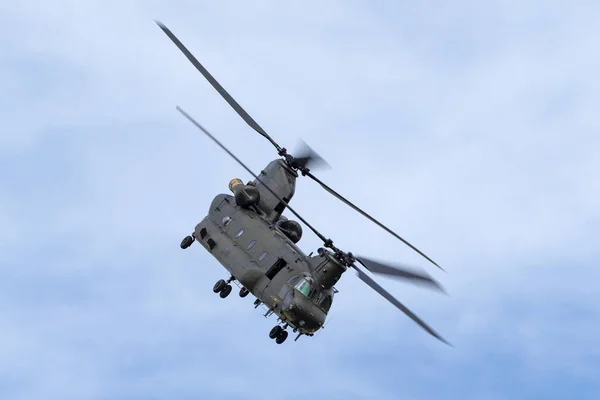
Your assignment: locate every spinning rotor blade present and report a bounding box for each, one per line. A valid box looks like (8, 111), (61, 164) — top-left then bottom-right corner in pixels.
(292, 139), (330, 170)
(356, 256), (445, 293)
(305, 171), (444, 272)
(155, 21), (283, 152)
(353, 266), (450, 345)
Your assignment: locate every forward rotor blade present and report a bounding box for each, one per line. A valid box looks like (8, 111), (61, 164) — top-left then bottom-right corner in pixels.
(356, 256), (445, 293)
(306, 171), (444, 272)
(353, 266), (450, 345)
(156, 21), (282, 152)
(175, 106), (328, 261)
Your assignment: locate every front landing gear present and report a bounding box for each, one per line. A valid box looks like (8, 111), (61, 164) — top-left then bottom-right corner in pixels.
(213, 279), (225, 293)
(219, 284), (232, 298)
(180, 235), (195, 249)
(269, 325), (289, 344)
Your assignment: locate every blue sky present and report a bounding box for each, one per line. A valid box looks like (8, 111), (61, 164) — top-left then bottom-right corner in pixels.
(1, 1), (599, 399)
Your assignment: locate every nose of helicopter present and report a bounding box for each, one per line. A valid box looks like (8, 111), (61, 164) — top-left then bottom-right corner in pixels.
(287, 295), (326, 333)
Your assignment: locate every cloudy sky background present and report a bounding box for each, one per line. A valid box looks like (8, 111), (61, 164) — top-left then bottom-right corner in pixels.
(1, 1), (599, 399)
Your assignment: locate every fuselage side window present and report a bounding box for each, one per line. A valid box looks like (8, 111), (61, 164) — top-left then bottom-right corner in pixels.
(247, 240), (256, 250)
(258, 252), (268, 262)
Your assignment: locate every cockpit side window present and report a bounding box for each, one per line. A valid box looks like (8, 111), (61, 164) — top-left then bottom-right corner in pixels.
(294, 278), (313, 297)
(287, 276), (301, 286)
(319, 294), (333, 313)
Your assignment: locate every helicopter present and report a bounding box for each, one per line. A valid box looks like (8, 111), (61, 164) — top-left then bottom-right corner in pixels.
(156, 21), (450, 345)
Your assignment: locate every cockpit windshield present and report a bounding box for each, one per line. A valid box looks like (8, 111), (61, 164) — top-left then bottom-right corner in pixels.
(294, 278), (313, 297)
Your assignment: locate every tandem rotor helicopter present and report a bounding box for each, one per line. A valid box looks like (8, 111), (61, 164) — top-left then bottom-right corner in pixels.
(156, 21), (450, 345)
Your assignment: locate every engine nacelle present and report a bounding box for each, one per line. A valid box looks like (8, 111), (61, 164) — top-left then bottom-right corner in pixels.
(276, 218), (303, 243)
(229, 178), (260, 208)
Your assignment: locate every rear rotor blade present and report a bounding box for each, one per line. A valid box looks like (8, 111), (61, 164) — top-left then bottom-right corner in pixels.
(353, 266), (450, 345)
(155, 21), (283, 153)
(175, 106), (327, 267)
(292, 139), (330, 171)
(356, 256), (445, 293)
(306, 171), (444, 272)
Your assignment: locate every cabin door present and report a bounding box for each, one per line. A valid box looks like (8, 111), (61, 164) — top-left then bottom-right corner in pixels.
(254, 257), (287, 298)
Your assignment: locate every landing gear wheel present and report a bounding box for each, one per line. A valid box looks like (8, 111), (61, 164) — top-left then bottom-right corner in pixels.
(213, 279), (227, 293)
(269, 325), (283, 339)
(219, 284), (232, 298)
(275, 330), (289, 344)
(180, 235), (194, 249)
(239, 287), (249, 298)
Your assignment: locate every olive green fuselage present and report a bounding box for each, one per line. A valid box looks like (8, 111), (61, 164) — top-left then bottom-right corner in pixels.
(195, 193), (344, 334)
(192, 160), (345, 335)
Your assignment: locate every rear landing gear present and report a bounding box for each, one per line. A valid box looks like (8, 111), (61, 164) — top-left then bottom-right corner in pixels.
(269, 325), (289, 344)
(180, 235), (195, 249)
(239, 287), (250, 298)
(180, 229), (215, 250)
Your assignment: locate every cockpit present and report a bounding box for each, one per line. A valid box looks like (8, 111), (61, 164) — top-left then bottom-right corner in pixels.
(288, 275), (333, 314)
(281, 275), (331, 334)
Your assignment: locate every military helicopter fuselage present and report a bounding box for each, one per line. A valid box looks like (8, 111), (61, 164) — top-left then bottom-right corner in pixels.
(190, 159), (345, 337)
